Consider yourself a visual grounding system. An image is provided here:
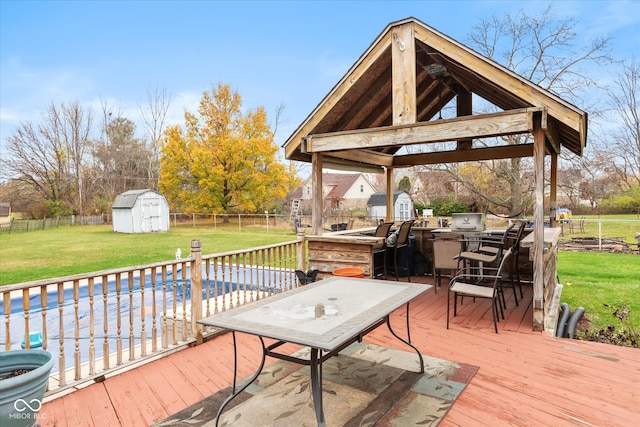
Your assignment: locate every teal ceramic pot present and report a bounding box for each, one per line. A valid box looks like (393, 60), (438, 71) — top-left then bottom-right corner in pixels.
(0, 350), (54, 427)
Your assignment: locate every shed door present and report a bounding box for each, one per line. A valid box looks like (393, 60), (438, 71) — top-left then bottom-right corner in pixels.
(141, 199), (161, 232)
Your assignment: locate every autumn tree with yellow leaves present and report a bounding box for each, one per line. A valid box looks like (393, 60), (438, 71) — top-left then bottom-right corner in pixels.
(159, 83), (299, 215)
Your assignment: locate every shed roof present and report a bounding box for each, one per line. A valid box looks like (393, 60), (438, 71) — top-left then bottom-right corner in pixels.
(283, 17), (587, 171)
(112, 189), (164, 209)
(368, 191), (405, 206)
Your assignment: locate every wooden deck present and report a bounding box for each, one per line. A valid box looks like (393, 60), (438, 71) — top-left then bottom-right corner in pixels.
(40, 276), (639, 426)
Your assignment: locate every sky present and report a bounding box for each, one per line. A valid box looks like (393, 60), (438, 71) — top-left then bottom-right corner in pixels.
(1, 0), (639, 165)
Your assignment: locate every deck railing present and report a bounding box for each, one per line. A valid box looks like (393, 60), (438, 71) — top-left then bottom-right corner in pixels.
(0, 234), (307, 395)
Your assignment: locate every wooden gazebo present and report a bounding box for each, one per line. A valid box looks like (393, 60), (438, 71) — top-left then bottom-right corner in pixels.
(282, 17), (587, 331)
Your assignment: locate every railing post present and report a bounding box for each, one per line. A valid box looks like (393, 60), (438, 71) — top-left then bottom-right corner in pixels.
(190, 239), (203, 344)
(297, 230), (307, 272)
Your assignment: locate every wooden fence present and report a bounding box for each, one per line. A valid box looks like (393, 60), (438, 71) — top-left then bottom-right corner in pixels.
(0, 215), (104, 234)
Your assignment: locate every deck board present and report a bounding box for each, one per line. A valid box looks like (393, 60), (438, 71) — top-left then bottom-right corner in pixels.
(83, 384), (122, 426)
(40, 276), (640, 427)
(134, 363), (186, 420)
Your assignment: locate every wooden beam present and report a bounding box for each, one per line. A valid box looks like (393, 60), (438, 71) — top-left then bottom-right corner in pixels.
(327, 149), (394, 167)
(393, 143), (534, 167)
(306, 108), (537, 153)
(457, 88), (473, 150)
(322, 157), (386, 174)
(541, 109), (561, 154)
(312, 153), (323, 235)
(391, 23), (416, 125)
(580, 113), (588, 151)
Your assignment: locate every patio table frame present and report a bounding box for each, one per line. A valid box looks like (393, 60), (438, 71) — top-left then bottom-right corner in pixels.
(198, 276), (431, 427)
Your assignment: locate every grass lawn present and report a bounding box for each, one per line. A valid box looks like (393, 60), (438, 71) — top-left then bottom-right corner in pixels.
(558, 251), (640, 333)
(0, 225), (297, 285)
(557, 214), (639, 244)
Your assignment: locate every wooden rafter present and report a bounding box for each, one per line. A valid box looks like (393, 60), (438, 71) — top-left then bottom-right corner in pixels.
(305, 108), (538, 153)
(393, 144), (534, 167)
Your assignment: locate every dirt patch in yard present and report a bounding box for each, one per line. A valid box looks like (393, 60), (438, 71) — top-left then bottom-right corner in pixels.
(559, 237), (638, 254)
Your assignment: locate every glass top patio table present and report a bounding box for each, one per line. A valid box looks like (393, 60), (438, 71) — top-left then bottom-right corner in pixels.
(198, 276), (431, 427)
(199, 276), (430, 351)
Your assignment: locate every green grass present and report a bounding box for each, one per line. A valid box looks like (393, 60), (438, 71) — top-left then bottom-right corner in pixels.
(557, 214), (639, 244)
(558, 251), (640, 332)
(0, 225), (297, 285)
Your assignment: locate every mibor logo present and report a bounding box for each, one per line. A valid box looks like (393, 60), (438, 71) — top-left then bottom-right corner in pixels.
(14, 398), (42, 412)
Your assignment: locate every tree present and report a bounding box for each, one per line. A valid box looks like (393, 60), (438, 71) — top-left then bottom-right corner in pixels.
(139, 83), (173, 191)
(450, 4), (612, 215)
(397, 176), (411, 192)
(600, 185), (640, 213)
(159, 83), (297, 215)
(1, 101), (93, 216)
(91, 112), (152, 198)
(607, 58), (640, 189)
(558, 147), (624, 211)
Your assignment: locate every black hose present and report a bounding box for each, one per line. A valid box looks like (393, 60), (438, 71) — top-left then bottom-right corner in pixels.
(556, 302), (570, 338)
(566, 307), (585, 339)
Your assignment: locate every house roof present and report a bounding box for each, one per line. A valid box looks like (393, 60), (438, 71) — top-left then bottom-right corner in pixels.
(291, 173), (372, 200)
(323, 173), (362, 199)
(368, 191), (406, 206)
(283, 17), (587, 172)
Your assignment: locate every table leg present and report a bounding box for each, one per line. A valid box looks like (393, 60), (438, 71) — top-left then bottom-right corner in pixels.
(386, 302), (425, 373)
(309, 347), (326, 427)
(215, 333), (267, 427)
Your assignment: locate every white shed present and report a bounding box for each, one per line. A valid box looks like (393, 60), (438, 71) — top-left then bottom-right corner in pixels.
(112, 189), (170, 233)
(367, 191), (415, 221)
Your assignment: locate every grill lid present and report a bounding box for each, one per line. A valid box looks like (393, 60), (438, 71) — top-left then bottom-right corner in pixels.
(450, 213), (485, 231)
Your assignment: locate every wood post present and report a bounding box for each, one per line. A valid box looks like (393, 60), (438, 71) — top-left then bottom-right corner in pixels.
(297, 230), (307, 272)
(190, 239), (203, 344)
(312, 153), (323, 235)
(391, 23), (416, 125)
(386, 167), (394, 221)
(550, 153), (558, 228)
(532, 118), (545, 331)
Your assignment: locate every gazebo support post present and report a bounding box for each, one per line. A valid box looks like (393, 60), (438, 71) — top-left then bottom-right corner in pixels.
(312, 152), (323, 235)
(532, 118), (546, 331)
(386, 168), (394, 222)
(550, 154), (558, 228)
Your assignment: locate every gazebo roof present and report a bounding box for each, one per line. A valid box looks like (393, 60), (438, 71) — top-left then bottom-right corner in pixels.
(283, 17), (587, 172)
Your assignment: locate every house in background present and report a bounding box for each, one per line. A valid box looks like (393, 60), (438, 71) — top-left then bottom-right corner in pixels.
(368, 191), (415, 221)
(290, 173), (378, 217)
(112, 189), (170, 233)
(410, 170), (457, 204)
(0, 203), (10, 224)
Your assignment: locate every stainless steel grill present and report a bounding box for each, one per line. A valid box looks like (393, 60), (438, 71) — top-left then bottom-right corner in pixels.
(450, 213), (485, 232)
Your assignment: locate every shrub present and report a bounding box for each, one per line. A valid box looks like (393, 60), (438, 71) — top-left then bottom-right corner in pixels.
(420, 197), (468, 216)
